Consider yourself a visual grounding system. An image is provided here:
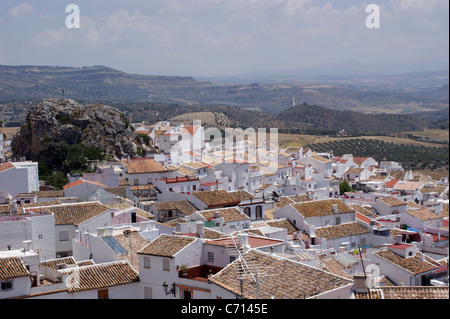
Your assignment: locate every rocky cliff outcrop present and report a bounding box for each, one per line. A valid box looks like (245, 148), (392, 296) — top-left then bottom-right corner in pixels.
(12, 98), (137, 161)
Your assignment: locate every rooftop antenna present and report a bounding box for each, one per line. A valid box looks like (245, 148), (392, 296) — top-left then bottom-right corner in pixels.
(226, 232), (274, 299)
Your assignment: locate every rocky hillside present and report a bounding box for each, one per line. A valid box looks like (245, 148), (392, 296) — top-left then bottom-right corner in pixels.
(12, 98), (137, 162)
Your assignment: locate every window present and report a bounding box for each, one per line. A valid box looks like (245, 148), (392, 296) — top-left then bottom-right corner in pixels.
(134, 179), (139, 185)
(1, 280), (13, 291)
(230, 256), (236, 263)
(59, 231), (69, 242)
(193, 185), (197, 191)
(38, 234), (43, 239)
(98, 289), (109, 299)
(182, 290), (192, 299)
(143, 256), (151, 269)
(256, 206), (262, 219)
(335, 217), (341, 225)
(244, 207), (251, 217)
(163, 258), (170, 271)
(207, 252), (214, 262)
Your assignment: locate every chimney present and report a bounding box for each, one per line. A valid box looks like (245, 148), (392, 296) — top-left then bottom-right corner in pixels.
(213, 211), (221, 219)
(196, 221), (204, 238)
(237, 232), (251, 254)
(395, 234), (402, 245)
(105, 226), (113, 236)
(23, 240), (32, 252)
(332, 204), (338, 214)
(147, 220), (156, 230)
(140, 222), (149, 231)
(353, 273), (370, 294)
(97, 227), (106, 237)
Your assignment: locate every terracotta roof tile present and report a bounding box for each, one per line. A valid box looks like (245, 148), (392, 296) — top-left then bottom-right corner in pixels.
(127, 158), (167, 174)
(405, 208), (442, 221)
(39, 257), (78, 270)
(0, 257), (30, 280)
(0, 162), (14, 173)
(210, 250), (352, 299)
(138, 234), (196, 257)
(193, 190), (241, 207)
(291, 199), (353, 218)
(66, 261), (139, 292)
(373, 249), (437, 274)
(377, 197), (406, 207)
(197, 207), (250, 222)
(28, 202), (109, 226)
(381, 286), (449, 299)
(266, 218), (299, 234)
(153, 200), (197, 216)
(315, 222), (370, 240)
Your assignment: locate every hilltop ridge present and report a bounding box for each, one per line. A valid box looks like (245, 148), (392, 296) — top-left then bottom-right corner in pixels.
(0, 64), (447, 114)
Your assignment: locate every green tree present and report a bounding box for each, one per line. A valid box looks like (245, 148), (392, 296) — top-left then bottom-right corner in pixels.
(44, 171), (68, 189)
(339, 180), (352, 195)
(45, 141), (69, 169)
(64, 143), (88, 171)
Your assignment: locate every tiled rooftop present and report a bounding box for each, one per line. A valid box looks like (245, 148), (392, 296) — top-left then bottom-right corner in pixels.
(66, 261), (139, 293)
(193, 190), (241, 207)
(291, 199), (353, 218)
(373, 249), (437, 275)
(209, 250), (352, 299)
(315, 222), (370, 240)
(419, 185), (448, 194)
(197, 207), (250, 223)
(377, 196), (406, 207)
(127, 158), (167, 174)
(114, 230), (150, 270)
(381, 286), (449, 299)
(39, 257), (78, 271)
(0, 257), (30, 280)
(266, 218), (299, 234)
(138, 234), (197, 257)
(204, 235), (283, 249)
(27, 202), (109, 226)
(405, 208), (442, 221)
(0, 162), (14, 173)
(153, 200), (197, 215)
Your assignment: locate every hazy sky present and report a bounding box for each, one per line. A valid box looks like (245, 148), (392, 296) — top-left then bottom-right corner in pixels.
(0, 0), (448, 76)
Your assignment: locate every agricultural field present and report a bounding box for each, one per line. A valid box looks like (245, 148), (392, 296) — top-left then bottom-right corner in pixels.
(308, 138), (449, 172)
(0, 127), (20, 139)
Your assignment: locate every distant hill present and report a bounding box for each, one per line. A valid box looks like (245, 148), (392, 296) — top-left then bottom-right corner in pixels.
(1, 64), (448, 114)
(0, 64), (200, 102)
(2, 97), (447, 137)
(276, 104), (435, 132)
(113, 101), (443, 134)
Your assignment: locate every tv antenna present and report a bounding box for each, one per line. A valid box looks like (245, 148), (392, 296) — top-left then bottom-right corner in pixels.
(226, 232), (274, 299)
